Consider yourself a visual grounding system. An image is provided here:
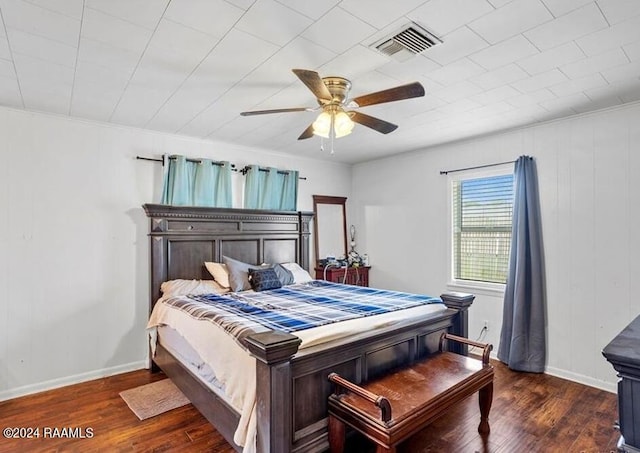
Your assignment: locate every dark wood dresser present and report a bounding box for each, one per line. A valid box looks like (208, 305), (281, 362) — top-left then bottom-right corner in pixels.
(603, 314), (640, 453)
(315, 266), (370, 287)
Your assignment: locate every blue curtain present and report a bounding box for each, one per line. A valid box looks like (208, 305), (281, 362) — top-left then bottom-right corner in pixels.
(243, 165), (298, 210)
(161, 155), (232, 207)
(498, 156), (546, 372)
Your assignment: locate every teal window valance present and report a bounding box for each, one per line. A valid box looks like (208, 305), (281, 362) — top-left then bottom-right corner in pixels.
(161, 155), (232, 207)
(243, 165), (298, 211)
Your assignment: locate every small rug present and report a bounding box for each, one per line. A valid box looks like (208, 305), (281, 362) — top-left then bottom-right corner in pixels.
(119, 379), (190, 420)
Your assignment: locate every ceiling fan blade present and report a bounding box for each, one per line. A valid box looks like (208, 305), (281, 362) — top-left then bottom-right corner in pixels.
(351, 82), (425, 108)
(298, 124), (315, 140)
(350, 111), (398, 134)
(292, 69), (332, 101)
(240, 107), (310, 116)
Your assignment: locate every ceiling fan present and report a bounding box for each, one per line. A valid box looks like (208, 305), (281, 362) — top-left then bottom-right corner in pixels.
(240, 69), (425, 143)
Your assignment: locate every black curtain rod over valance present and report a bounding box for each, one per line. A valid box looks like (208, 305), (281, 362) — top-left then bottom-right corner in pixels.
(439, 159), (517, 175)
(136, 155), (235, 169)
(239, 165), (307, 181)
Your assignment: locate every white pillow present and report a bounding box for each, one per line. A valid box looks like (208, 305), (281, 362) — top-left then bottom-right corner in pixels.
(161, 279), (228, 297)
(204, 262), (231, 289)
(280, 262), (313, 283)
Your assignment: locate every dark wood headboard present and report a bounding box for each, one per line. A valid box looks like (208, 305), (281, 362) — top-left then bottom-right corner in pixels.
(143, 204), (313, 311)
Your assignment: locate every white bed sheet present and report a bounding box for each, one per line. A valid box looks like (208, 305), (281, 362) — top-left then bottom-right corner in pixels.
(147, 295), (447, 452)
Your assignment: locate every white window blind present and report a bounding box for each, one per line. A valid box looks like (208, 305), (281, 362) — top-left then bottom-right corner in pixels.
(452, 173), (514, 284)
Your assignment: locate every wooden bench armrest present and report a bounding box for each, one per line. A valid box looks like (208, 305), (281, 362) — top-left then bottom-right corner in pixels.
(328, 372), (392, 422)
(440, 333), (493, 365)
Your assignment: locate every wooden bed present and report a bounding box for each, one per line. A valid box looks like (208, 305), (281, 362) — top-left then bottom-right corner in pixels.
(143, 203), (474, 453)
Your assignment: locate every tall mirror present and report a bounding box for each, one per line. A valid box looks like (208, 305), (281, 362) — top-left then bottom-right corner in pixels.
(313, 195), (347, 266)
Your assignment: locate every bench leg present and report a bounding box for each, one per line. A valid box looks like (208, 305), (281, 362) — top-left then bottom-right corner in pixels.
(328, 415), (345, 453)
(478, 381), (493, 434)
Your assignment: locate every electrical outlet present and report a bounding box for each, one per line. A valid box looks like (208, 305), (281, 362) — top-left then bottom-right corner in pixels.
(483, 320), (490, 331)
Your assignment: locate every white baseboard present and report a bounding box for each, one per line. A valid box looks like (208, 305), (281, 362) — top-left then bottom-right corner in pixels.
(0, 361), (147, 402)
(544, 365), (617, 394)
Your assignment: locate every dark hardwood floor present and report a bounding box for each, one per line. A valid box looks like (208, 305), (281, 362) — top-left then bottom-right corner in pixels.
(0, 360), (619, 453)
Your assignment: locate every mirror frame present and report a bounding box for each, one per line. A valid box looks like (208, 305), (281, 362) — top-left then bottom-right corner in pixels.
(313, 195), (347, 267)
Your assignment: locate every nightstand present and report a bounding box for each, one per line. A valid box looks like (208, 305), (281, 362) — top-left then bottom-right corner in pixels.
(315, 266), (370, 287)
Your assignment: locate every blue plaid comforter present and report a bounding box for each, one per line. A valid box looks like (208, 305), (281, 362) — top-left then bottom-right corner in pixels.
(162, 280), (443, 348)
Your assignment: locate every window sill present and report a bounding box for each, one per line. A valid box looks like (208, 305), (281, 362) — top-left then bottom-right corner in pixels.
(446, 280), (506, 298)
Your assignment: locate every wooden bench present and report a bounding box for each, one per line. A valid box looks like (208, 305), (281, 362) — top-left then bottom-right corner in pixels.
(327, 333), (494, 453)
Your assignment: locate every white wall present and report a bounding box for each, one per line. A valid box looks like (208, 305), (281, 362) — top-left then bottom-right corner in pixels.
(351, 101), (640, 392)
(0, 107), (352, 400)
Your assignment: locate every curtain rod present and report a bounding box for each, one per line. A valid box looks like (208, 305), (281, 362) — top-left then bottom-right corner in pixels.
(136, 155), (235, 169)
(439, 160), (516, 175)
(240, 165), (307, 181)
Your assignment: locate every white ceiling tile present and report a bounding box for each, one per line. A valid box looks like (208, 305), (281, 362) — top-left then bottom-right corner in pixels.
(23, 0), (83, 20)
(425, 58), (485, 86)
(236, 0), (313, 47)
(277, 0), (341, 20)
(469, 0), (552, 44)
(560, 48), (628, 78)
(81, 7), (154, 54)
(469, 34), (539, 70)
(7, 28), (76, 68)
(423, 26), (489, 66)
(74, 59), (130, 90)
(111, 83), (175, 127)
(85, 0), (169, 30)
(409, 0), (494, 36)
(19, 79), (71, 113)
(376, 55), (442, 82)
(516, 42), (585, 75)
(0, 37), (11, 60)
(318, 45), (389, 79)
(548, 73), (608, 96)
(0, 58), (15, 78)
(506, 87), (556, 106)
(539, 92), (589, 111)
(12, 52), (74, 86)
(573, 93), (621, 112)
(143, 19), (219, 67)
(524, 3), (608, 50)
(575, 15), (640, 57)
(249, 36), (337, 83)
(623, 40), (640, 61)
(77, 38), (140, 74)
(470, 85), (520, 104)
(225, 0), (253, 10)
(0, 0), (80, 46)
(470, 100), (515, 117)
(0, 75), (22, 107)
(541, 0), (592, 17)
(70, 79), (124, 121)
(600, 60), (640, 84)
(472, 63), (529, 90)
(434, 80), (483, 102)
(510, 68), (567, 92)
(302, 6), (375, 54)
(164, 0), (244, 38)
(597, 0), (640, 25)
(340, 0), (426, 29)
(488, 0), (515, 6)
(608, 79), (640, 103)
(436, 98), (483, 114)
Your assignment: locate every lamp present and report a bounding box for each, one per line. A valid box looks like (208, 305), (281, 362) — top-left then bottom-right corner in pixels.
(312, 107), (354, 139)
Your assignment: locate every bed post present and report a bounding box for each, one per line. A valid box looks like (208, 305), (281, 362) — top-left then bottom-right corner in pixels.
(440, 292), (475, 356)
(246, 331), (302, 453)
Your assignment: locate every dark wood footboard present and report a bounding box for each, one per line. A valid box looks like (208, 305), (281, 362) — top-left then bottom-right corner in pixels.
(245, 293), (474, 453)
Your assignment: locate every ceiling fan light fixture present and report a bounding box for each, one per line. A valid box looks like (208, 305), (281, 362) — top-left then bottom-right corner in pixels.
(334, 111), (354, 138)
(312, 111), (332, 138)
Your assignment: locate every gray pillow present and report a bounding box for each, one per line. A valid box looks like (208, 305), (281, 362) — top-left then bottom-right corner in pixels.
(222, 255), (260, 292)
(272, 263), (295, 286)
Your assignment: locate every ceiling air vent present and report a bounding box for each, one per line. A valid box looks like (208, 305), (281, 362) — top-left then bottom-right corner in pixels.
(372, 23), (442, 62)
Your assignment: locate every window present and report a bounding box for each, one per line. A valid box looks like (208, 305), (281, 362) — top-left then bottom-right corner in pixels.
(451, 172), (514, 285)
